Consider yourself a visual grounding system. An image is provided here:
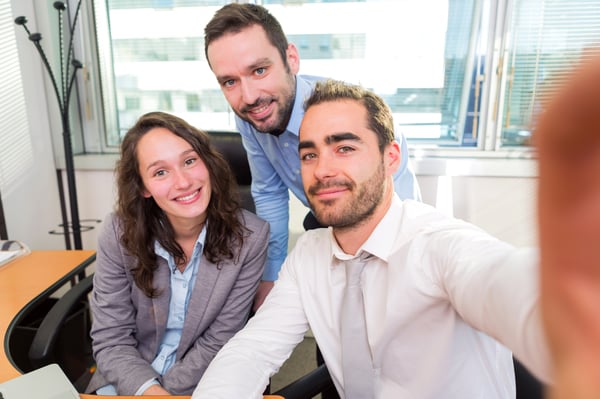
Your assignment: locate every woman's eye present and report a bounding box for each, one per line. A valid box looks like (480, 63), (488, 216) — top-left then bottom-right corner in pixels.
(185, 157), (196, 166)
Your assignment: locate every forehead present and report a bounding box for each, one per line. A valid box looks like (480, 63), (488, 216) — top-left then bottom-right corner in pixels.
(299, 99), (371, 142)
(207, 24), (279, 72)
(137, 127), (192, 162)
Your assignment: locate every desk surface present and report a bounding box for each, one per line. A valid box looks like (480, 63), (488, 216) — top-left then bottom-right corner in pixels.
(0, 250), (96, 382)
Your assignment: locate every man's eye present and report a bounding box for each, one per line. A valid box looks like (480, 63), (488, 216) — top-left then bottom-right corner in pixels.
(255, 67), (266, 76)
(301, 153), (316, 161)
(222, 79), (235, 88)
(338, 146), (355, 154)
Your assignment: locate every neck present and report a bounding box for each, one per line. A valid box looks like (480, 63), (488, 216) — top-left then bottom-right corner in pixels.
(171, 216), (205, 242)
(173, 219), (205, 271)
(332, 183), (394, 256)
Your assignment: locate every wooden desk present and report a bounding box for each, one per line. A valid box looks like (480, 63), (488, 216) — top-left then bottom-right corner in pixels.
(0, 250), (96, 382)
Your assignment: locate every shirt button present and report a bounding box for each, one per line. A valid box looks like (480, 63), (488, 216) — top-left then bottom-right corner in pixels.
(284, 142), (289, 147)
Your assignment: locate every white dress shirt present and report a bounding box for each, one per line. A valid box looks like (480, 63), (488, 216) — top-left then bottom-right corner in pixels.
(192, 195), (551, 399)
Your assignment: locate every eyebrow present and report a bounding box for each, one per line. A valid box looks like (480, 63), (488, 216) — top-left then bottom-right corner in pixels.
(298, 132), (362, 151)
(215, 57), (272, 83)
(144, 149), (197, 171)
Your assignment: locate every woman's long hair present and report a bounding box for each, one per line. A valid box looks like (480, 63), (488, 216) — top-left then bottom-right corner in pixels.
(116, 111), (247, 297)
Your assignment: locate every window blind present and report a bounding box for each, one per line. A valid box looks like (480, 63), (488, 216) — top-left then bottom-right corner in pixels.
(0, 0), (34, 195)
(500, 0), (600, 146)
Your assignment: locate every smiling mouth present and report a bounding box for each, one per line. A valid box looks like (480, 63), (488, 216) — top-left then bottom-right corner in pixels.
(248, 103), (270, 115)
(175, 190), (199, 202)
(243, 99), (274, 119)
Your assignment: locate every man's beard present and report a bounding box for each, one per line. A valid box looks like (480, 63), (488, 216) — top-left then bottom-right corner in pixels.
(236, 75), (296, 135)
(307, 162), (386, 229)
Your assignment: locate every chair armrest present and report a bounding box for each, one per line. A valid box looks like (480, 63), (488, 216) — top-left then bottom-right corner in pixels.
(28, 274), (94, 369)
(273, 364), (334, 399)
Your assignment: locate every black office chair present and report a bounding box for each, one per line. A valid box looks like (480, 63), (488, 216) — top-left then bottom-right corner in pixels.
(273, 364), (334, 399)
(271, 357), (544, 399)
(208, 131), (255, 213)
(28, 274), (95, 392)
(514, 357), (545, 399)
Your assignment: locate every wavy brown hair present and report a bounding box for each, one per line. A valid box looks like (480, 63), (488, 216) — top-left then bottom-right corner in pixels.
(116, 112), (247, 297)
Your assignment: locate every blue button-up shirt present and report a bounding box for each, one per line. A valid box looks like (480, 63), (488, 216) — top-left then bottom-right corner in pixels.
(136, 225), (207, 394)
(97, 226), (208, 396)
(236, 75), (421, 281)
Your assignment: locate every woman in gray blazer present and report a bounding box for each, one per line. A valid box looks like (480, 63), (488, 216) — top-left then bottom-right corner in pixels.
(86, 112), (269, 396)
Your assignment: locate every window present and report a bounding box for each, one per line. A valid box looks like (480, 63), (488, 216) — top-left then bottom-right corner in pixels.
(77, 0), (600, 153)
(0, 0), (34, 192)
(498, 0), (600, 147)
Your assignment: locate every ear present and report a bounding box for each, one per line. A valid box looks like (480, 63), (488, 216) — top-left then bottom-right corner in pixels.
(384, 141), (402, 176)
(286, 43), (300, 74)
(142, 188), (152, 198)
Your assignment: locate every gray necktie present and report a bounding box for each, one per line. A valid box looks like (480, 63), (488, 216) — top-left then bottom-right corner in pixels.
(340, 254), (375, 399)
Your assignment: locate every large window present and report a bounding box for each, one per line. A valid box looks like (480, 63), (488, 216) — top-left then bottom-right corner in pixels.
(77, 0), (600, 153)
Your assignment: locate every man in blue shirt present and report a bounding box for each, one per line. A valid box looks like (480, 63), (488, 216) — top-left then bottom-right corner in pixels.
(204, 3), (421, 309)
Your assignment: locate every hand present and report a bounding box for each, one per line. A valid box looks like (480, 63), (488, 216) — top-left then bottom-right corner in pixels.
(537, 54), (600, 399)
(142, 384), (171, 395)
(253, 280), (275, 312)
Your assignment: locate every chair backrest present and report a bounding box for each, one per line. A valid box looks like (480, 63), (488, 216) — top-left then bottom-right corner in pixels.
(207, 131), (255, 213)
(28, 274), (95, 392)
(514, 357), (544, 399)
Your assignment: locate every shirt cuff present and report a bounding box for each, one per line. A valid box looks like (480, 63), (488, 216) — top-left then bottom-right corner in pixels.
(135, 378), (160, 395)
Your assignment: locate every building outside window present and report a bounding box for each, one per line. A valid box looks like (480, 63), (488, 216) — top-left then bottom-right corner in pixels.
(71, 0), (599, 154)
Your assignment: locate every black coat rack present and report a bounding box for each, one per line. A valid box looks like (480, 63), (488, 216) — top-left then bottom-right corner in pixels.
(14, 0), (83, 249)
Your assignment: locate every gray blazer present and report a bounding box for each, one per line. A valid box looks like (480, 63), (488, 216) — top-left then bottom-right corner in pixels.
(86, 210), (268, 395)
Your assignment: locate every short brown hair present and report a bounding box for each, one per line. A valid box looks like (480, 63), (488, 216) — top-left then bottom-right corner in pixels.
(204, 3), (289, 69)
(304, 80), (396, 152)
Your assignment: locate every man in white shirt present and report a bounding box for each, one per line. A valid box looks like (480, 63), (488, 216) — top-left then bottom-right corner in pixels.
(191, 78), (555, 399)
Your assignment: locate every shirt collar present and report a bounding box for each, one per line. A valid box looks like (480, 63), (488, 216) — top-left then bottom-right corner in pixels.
(329, 194), (404, 264)
(154, 222), (208, 273)
(285, 75), (319, 137)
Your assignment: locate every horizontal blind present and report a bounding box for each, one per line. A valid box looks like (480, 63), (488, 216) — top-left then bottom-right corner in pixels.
(501, 0), (600, 146)
(0, 0), (34, 196)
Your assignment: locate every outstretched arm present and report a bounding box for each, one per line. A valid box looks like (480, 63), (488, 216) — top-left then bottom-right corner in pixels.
(537, 54), (600, 399)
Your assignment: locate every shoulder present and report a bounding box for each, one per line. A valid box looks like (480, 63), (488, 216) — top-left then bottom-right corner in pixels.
(290, 227), (331, 256)
(399, 200), (489, 243)
(238, 209), (269, 237)
(98, 212), (123, 245)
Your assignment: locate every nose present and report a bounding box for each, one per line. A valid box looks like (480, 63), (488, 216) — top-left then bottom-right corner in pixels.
(240, 78), (259, 105)
(312, 152), (337, 181)
(173, 169), (192, 189)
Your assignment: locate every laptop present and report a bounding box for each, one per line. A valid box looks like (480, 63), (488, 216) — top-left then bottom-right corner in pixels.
(0, 364), (79, 399)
